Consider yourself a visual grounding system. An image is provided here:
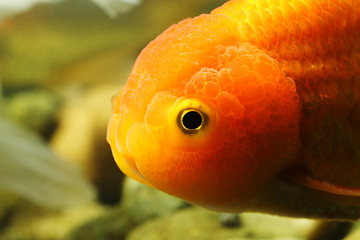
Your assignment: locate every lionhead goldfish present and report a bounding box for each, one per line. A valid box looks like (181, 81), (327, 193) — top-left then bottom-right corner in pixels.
(108, 0), (360, 220)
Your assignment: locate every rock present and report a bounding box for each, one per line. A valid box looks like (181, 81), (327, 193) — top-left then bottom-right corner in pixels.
(126, 207), (316, 240)
(67, 206), (143, 240)
(67, 178), (188, 240)
(121, 178), (190, 218)
(308, 221), (354, 240)
(344, 222), (360, 240)
(218, 213), (241, 228)
(0, 193), (22, 234)
(4, 89), (61, 140)
(50, 83), (125, 205)
(0, 199), (104, 240)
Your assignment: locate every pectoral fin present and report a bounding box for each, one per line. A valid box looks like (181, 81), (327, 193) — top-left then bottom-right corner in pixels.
(286, 167), (360, 197)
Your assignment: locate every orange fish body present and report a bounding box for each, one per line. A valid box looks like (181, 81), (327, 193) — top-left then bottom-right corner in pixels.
(108, 0), (360, 220)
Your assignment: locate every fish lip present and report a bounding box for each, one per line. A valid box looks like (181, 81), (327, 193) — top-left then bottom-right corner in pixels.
(121, 153), (146, 180)
(283, 166), (360, 197)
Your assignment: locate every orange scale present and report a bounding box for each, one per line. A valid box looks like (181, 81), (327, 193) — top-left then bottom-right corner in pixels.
(217, 92), (244, 118)
(253, 54), (280, 76)
(228, 62), (253, 80)
(218, 53), (232, 67)
(246, 9), (263, 26)
(238, 83), (266, 105)
(225, 45), (240, 60)
(238, 21), (255, 41)
(191, 73), (206, 90)
(252, 111), (271, 130)
(202, 81), (221, 99)
(185, 82), (197, 96)
(218, 68), (232, 91)
(203, 69), (218, 81)
(237, 54), (257, 68)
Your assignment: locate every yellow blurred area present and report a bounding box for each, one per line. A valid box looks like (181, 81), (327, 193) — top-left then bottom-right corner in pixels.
(0, 0), (227, 92)
(0, 0), (227, 207)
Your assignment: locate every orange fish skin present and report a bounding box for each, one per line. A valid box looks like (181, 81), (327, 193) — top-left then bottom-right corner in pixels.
(216, 0), (360, 192)
(108, 0), (360, 219)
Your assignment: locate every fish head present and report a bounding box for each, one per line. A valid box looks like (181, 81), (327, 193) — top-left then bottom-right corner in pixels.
(107, 14), (301, 212)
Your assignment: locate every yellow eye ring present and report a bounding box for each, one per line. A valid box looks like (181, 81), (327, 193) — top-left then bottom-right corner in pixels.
(168, 97), (218, 141)
(178, 109), (208, 133)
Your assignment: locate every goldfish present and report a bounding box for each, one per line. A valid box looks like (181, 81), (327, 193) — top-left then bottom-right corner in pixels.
(107, 0), (360, 220)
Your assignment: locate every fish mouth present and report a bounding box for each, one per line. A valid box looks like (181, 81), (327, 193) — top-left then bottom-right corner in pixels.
(284, 167), (360, 197)
(120, 153), (146, 180)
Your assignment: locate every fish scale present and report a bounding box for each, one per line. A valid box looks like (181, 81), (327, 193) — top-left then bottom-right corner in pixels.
(215, 0), (360, 188)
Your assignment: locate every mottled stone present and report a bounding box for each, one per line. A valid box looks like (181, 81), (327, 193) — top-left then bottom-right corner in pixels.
(0, 200), (104, 240)
(4, 89), (61, 140)
(67, 178), (188, 240)
(127, 207), (316, 240)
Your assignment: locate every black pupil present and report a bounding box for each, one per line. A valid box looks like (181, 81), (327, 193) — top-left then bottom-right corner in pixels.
(182, 111), (202, 130)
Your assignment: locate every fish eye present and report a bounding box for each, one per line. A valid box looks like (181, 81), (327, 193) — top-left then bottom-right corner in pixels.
(171, 98), (216, 137)
(178, 109), (207, 133)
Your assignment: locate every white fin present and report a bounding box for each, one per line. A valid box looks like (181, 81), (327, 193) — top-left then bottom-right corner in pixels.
(0, 0), (140, 23)
(0, 117), (95, 208)
(90, 0), (141, 18)
(0, 0), (60, 23)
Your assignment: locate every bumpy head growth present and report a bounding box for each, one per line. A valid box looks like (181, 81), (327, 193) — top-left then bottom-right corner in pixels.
(107, 12), (301, 212)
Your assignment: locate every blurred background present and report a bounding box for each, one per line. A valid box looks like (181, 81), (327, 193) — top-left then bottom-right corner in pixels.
(1, 0), (359, 239)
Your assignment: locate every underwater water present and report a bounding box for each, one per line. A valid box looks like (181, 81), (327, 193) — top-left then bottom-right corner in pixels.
(0, 0), (360, 239)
